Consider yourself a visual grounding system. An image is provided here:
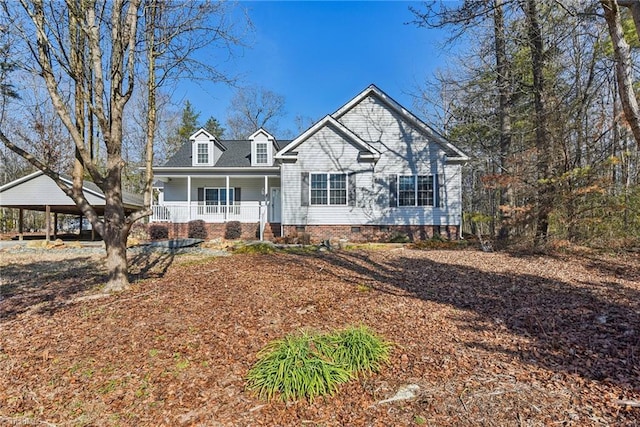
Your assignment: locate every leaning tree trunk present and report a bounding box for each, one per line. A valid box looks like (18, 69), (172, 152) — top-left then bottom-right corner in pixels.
(617, 0), (640, 41)
(602, 0), (640, 148)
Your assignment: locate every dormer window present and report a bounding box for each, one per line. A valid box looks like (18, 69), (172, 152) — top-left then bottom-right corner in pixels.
(255, 142), (268, 164)
(249, 128), (276, 167)
(196, 142), (209, 164)
(190, 128), (221, 166)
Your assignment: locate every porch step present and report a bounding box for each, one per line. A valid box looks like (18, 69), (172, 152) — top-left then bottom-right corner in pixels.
(263, 223), (281, 240)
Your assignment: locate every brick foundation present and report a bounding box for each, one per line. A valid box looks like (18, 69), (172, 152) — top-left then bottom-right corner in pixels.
(139, 222), (458, 244)
(281, 224), (459, 244)
(143, 222), (262, 241)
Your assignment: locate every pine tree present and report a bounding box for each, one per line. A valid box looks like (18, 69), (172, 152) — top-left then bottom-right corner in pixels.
(203, 116), (224, 139)
(165, 100), (200, 156)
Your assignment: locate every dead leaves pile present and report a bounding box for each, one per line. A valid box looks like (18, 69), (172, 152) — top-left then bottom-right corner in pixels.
(0, 248), (639, 426)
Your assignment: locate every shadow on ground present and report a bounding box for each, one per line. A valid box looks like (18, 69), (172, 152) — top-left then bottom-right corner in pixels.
(294, 249), (640, 391)
(0, 250), (178, 321)
(0, 257), (105, 321)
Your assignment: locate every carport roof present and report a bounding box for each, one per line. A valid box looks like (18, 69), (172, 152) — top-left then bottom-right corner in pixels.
(0, 171), (144, 215)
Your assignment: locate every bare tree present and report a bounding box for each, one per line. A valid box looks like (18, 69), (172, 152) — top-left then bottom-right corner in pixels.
(0, 0), (247, 291)
(411, 0), (516, 240)
(226, 85), (286, 138)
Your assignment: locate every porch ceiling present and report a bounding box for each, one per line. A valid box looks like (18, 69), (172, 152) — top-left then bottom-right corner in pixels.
(152, 167), (280, 178)
(153, 170), (281, 181)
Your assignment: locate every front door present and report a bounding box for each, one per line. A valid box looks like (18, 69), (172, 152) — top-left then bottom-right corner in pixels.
(270, 187), (281, 223)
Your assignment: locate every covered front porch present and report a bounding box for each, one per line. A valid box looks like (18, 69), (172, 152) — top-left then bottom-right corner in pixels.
(151, 202), (263, 223)
(151, 172), (281, 226)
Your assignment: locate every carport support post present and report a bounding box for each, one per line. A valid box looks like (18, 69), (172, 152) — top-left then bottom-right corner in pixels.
(18, 208), (23, 241)
(53, 213), (58, 239)
(45, 204), (51, 241)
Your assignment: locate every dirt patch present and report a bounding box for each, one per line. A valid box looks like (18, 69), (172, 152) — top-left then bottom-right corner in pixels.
(1, 248), (639, 426)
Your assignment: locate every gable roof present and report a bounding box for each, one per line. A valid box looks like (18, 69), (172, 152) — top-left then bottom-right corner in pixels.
(0, 170), (144, 214)
(249, 128), (276, 141)
(275, 115), (380, 161)
(333, 84), (469, 162)
(189, 128), (227, 150)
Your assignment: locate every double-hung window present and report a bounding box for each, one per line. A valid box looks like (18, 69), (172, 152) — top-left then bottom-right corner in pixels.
(310, 173), (347, 205)
(196, 143), (209, 164)
(398, 175), (434, 206)
(255, 142), (268, 164)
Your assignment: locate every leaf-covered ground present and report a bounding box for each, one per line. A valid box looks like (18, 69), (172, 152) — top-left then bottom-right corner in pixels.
(1, 246), (639, 426)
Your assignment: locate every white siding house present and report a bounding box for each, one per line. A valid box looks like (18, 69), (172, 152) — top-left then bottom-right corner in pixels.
(274, 85), (467, 241)
(151, 85), (468, 242)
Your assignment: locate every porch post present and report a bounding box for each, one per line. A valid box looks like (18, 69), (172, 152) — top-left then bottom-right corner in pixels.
(187, 175), (192, 221)
(261, 175), (269, 241)
(45, 204), (51, 241)
(18, 208), (23, 241)
(264, 176), (268, 202)
(53, 212), (58, 239)
(225, 175), (230, 221)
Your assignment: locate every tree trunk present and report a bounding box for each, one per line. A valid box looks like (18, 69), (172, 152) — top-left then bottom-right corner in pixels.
(144, 0), (158, 210)
(523, 0), (551, 245)
(602, 0), (640, 148)
(103, 225), (129, 292)
(102, 173), (131, 292)
(494, 0), (512, 241)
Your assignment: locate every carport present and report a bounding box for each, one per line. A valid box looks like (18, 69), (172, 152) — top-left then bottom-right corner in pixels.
(0, 171), (144, 240)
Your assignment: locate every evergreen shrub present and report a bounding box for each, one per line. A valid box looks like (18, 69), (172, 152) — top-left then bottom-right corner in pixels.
(225, 221), (242, 239)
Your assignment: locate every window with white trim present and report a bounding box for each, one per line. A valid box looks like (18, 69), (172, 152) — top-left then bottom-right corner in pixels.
(310, 173), (347, 205)
(255, 142), (268, 164)
(398, 175), (434, 206)
(205, 187), (234, 205)
(196, 142), (209, 164)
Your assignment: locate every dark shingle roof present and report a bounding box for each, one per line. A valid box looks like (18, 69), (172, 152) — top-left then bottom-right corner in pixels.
(162, 141), (192, 167)
(216, 140), (251, 167)
(161, 140), (290, 168)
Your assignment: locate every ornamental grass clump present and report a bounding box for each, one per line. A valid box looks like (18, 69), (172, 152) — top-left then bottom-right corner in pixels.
(318, 325), (392, 377)
(245, 331), (351, 402)
(246, 326), (392, 402)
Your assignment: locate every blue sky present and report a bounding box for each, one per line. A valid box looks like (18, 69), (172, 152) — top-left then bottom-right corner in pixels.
(173, 1), (453, 138)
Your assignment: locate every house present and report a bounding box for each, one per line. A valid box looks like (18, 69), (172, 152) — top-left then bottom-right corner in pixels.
(151, 85), (468, 242)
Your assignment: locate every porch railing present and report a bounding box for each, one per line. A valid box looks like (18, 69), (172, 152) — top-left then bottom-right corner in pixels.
(151, 202), (261, 223)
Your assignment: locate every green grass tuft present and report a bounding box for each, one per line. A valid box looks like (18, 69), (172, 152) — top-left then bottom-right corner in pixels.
(246, 326), (392, 402)
(317, 325), (392, 376)
(246, 331), (351, 402)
